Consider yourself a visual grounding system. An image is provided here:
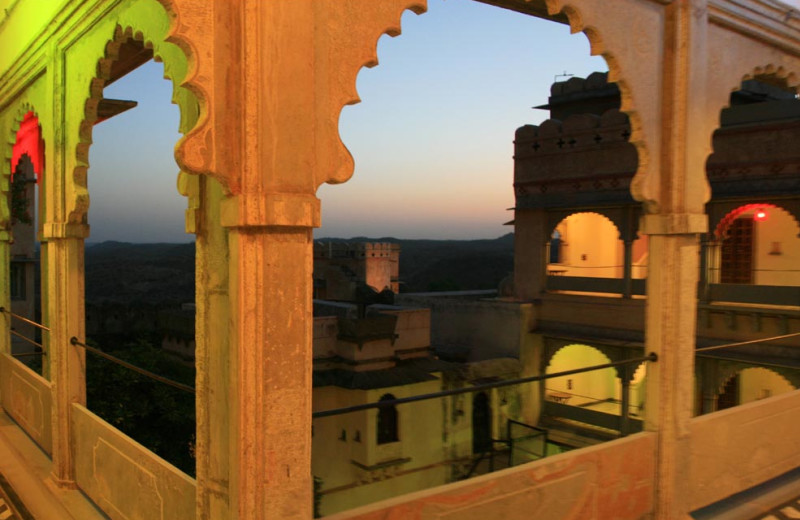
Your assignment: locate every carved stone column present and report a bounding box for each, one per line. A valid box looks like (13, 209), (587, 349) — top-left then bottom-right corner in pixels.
(221, 193), (318, 520)
(41, 223), (88, 488)
(194, 177), (232, 520)
(642, 216), (706, 520)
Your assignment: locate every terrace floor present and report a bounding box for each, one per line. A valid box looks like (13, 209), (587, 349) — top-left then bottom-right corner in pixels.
(0, 411), (107, 520)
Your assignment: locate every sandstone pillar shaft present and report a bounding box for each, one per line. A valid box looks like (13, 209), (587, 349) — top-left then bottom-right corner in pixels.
(42, 227), (87, 487)
(643, 227), (703, 520)
(226, 225), (313, 519)
(194, 177), (232, 520)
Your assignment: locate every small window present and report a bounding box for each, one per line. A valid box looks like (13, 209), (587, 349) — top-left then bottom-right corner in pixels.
(377, 394), (399, 444)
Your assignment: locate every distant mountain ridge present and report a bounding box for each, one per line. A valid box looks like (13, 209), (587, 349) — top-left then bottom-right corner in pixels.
(85, 234), (514, 303)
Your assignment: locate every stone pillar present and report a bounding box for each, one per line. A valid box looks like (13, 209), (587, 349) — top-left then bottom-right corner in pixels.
(0, 230), (10, 356)
(697, 235), (710, 303)
(699, 358), (719, 415)
(42, 224), (88, 488)
(195, 177), (232, 520)
(39, 239), (51, 380)
(518, 309), (543, 426)
(641, 0), (711, 516)
(642, 218), (705, 520)
(221, 193), (318, 520)
(622, 240), (634, 299)
(513, 208), (548, 301)
(619, 364), (631, 436)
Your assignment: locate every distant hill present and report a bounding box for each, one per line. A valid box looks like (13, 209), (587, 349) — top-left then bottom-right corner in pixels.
(84, 234), (514, 303)
(85, 241), (195, 304)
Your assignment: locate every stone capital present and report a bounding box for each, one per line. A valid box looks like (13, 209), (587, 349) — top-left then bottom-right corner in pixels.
(220, 192), (321, 229)
(40, 223), (90, 240)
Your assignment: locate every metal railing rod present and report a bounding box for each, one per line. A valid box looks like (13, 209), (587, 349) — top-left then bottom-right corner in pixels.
(0, 307), (50, 332)
(695, 331), (800, 353)
(11, 351), (44, 358)
(9, 330), (45, 351)
(70, 337), (195, 394)
(313, 353), (657, 419)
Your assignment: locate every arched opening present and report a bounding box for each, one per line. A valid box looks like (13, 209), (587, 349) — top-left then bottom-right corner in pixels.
(547, 212), (646, 281)
(710, 204), (800, 287)
(377, 393), (399, 444)
(717, 367), (795, 410)
(545, 344), (616, 408)
(8, 112), (45, 375)
(472, 391), (492, 454)
(310, 0), (638, 514)
(703, 75), (800, 305)
(82, 35), (196, 477)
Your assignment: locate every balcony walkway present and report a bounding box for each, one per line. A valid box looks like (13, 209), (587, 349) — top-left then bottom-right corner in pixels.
(692, 466), (800, 520)
(0, 411), (107, 520)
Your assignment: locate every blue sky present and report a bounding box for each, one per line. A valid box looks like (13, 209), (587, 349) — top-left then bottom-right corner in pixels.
(88, 0), (606, 243)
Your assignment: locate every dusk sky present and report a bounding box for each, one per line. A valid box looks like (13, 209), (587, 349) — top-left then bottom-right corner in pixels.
(88, 0), (607, 243)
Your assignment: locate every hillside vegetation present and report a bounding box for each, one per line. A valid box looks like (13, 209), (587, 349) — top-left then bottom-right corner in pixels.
(84, 234), (514, 303)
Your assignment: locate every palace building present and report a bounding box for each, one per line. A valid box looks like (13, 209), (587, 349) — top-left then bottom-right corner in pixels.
(1, 1), (800, 519)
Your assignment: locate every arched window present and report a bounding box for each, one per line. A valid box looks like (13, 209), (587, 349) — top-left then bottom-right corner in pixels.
(377, 394), (399, 444)
(472, 392), (492, 454)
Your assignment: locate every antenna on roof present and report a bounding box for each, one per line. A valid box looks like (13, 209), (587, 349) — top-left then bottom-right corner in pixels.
(554, 71), (574, 82)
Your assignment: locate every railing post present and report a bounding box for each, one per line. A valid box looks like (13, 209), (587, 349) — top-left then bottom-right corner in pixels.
(42, 225), (88, 488)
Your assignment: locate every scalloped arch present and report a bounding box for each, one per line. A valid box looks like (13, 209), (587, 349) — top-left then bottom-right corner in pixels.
(704, 65), (800, 223)
(546, 1), (650, 212)
(545, 342), (622, 379)
(713, 203), (800, 240)
(716, 365), (797, 397)
(326, 0), (645, 204)
(69, 3), (201, 228)
(548, 210), (625, 242)
(739, 65), (798, 94)
(321, 2), (426, 188)
(2, 103), (43, 231)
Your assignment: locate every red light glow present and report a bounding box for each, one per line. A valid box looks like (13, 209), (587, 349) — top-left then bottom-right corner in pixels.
(755, 210), (767, 221)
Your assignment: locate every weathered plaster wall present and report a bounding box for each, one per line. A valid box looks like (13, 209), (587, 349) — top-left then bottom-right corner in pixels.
(689, 388), (800, 511)
(326, 432), (656, 520)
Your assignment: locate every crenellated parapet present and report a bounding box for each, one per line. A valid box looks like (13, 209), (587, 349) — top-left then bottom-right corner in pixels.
(514, 107), (638, 210)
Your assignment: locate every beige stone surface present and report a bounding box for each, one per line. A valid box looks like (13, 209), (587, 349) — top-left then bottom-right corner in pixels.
(326, 432), (655, 520)
(0, 353), (52, 455)
(690, 388), (800, 510)
(71, 404), (196, 520)
(0, 1), (798, 519)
